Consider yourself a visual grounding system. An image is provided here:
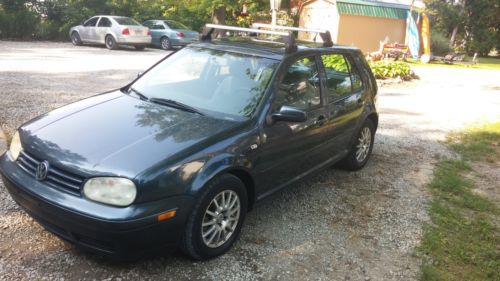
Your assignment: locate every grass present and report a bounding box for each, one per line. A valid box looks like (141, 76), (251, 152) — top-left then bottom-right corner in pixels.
(420, 122), (500, 281)
(407, 56), (500, 70)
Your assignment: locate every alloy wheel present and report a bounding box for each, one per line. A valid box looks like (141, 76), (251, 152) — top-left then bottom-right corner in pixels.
(355, 126), (372, 162)
(201, 190), (240, 248)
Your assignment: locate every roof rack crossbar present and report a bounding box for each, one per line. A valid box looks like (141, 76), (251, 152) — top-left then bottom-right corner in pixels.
(251, 23), (334, 48)
(201, 23), (297, 54)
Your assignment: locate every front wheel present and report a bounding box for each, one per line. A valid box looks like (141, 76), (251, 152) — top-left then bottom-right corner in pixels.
(337, 119), (375, 170)
(70, 32), (82, 46)
(105, 35), (118, 50)
(181, 174), (247, 260)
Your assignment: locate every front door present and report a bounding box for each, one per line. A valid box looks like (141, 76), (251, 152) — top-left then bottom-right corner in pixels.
(255, 55), (330, 198)
(81, 17), (99, 42)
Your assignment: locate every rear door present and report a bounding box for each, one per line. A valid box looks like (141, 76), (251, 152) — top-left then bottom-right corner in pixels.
(255, 55), (331, 197)
(319, 52), (366, 154)
(96, 17), (112, 43)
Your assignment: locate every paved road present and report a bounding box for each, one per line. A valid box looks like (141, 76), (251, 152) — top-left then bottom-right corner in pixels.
(0, 41), (499, 281)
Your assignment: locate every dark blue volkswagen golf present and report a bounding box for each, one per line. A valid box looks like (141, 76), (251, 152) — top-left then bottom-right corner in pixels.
(0, 24), (378, 260)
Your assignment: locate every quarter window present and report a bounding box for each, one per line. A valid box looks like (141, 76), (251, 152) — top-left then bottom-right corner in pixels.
(347, 57), (363, 92)
(275, 56), (321, 111)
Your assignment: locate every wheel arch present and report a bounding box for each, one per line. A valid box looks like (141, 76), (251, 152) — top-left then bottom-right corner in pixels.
(225, 168), (256, 211)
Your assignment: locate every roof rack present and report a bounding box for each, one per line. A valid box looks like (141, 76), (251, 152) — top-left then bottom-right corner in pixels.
(201, 23), (298, 54)
(251, 23), (334, 47)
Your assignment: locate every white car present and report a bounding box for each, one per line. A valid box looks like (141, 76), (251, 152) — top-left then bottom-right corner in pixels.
(69, 15), (152, 50)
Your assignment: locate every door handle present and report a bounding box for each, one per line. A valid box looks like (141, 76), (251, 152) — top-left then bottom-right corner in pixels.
(315, 115), (327, 126)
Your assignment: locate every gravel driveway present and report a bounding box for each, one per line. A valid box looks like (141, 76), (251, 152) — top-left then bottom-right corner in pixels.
(1, 41), (499, 281)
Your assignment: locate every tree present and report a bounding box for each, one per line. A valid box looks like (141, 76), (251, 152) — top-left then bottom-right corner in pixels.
(424, 0), (500, 55)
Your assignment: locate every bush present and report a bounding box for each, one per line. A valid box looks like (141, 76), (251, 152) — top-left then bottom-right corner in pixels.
(0, 9), (39, 39)
(369, 60), (415, 80)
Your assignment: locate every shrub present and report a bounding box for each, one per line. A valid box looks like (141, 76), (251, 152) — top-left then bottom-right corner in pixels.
(369, 60), (415, 80)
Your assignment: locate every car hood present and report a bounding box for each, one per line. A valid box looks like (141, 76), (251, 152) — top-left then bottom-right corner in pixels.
(20, 91), (241, 178)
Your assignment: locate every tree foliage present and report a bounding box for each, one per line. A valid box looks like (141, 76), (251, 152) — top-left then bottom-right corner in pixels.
(424, 0), (500, 55)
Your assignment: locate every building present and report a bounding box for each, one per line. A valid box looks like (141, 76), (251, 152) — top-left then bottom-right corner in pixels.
(297, 0), (424, 53)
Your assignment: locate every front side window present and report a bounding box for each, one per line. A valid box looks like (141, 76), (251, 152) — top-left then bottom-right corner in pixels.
(321, 54), (352, 100)
(274, 56), (321, 111)
(131, 47), (279, 119)
(84, 17), (99, 27)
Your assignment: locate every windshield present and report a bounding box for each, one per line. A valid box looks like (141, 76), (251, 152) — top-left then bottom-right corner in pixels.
(131, 47), (279, 119)
(164, 20), (188, 30)
(113, 17), (140, 26)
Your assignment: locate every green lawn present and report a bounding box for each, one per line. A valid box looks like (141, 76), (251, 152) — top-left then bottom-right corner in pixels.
(407, 56), (500, 70)
(420, 122), (500, 281)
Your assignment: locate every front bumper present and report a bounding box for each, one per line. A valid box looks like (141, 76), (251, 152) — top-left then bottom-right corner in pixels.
(0, 153), (194, 258)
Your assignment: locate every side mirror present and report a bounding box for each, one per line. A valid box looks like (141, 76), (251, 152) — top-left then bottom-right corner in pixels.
(272, 106), (307, 123)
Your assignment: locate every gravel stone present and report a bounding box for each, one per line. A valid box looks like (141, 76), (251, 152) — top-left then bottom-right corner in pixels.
(1, 41), (500, 280)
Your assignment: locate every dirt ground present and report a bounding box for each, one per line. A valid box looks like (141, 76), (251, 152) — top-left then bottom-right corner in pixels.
(0, 41), (499, 281)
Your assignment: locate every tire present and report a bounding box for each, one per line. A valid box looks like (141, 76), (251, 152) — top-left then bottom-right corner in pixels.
(160, 36), (172, 50)
(135, 45), (146, 51)
(181, 174), (247, 260)
(337, 119), (375, 171)
(105, 35), (118, 50)
(70, 32), (82, 46)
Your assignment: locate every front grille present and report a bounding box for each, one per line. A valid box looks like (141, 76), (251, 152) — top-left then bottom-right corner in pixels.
(17, 151), (85, 196)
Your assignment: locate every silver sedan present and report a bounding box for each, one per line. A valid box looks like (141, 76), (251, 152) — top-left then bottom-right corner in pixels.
(69, 15), (152, 50)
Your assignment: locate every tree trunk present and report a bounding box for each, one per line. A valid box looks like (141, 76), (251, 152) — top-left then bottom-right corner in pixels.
(212, 7), (226, 37)
(449, 25), (458, 49)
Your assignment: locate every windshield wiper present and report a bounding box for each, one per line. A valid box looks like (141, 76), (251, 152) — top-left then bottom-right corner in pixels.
(127, 87), (149, 101)
(149, 98), (205, 116)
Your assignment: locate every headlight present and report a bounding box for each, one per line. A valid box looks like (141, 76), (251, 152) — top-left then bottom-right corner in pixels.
(9, 131), (22, 161)
(83, 177), (137, 207)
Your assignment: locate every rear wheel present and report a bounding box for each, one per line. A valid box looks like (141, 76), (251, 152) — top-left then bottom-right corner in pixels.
(105, 35), (118, 50)
(181, 174), (247, 260)
(160, 37), (172, 50)
(135, 45), (146, 51)
(337, 119), (375, 170)
(70, 32), (82, 46)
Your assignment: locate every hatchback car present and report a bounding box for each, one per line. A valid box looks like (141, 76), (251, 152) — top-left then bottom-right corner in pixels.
(70, 15), (152, 50)
(1, 24), (378, 260)
(143, 19), (199, 50)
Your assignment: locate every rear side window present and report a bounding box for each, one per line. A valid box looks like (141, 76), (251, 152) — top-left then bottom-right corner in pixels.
(98, 17), (112, 27)
(321, 54), (352, 99)
(84, 17), (99, 27)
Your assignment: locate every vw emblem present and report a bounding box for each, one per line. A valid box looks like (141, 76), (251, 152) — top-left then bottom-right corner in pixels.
(36, 161), (50, 181)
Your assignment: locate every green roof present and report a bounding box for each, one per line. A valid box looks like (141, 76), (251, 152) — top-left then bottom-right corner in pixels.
(336, 0), (409, 20)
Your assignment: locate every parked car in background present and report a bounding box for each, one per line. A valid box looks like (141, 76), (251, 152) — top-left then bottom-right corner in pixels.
(1, 24), (378, 260)
(142, 19), (199, 50)
(70, 15), (152, 50)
